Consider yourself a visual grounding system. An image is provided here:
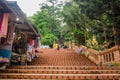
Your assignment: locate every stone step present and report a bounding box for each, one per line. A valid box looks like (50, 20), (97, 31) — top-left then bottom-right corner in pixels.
(19, 48), (96, 66)
(0, 69), (120, 74)
(7, 66), (120, 70)
(0, 79), (47, 80)
(0, 73), (120, 79)
(0, 79), (46, 80)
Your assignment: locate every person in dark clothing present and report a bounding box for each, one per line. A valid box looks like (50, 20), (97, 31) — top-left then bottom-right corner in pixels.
(64, 45), (67, 49)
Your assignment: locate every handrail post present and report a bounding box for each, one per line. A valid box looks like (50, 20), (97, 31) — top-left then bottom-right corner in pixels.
(118, 45), (120, 62)
(98, 51), (102, 66)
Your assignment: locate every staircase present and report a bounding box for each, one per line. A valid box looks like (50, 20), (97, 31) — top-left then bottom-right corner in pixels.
(0, 66), (120, 79)
(0, 48), (120, 80)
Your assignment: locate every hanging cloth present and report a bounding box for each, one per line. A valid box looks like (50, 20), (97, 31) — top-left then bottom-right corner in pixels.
(34, 37), (40, 48)
(28, 37), (34, 46)
(7, 23), (15, 44)
(0, 13), (9, 38)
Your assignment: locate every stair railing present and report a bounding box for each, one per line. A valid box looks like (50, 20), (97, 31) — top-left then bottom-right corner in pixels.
(99, 45), (120, 66)
(81, 46), (99, 65)
(80, 45), (120, 66)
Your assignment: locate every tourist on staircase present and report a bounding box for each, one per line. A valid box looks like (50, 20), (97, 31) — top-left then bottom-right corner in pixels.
(77, 46), (83, 55)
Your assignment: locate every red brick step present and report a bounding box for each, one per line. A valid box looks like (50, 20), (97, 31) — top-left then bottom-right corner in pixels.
(1, 69), (120, 74)
(0, 73), (120, 79)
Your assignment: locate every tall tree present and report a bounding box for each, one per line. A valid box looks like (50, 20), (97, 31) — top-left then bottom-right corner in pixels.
(30, 0), (64, 47)
(62, 1), (92, 45)
(71, 0), (120, 47)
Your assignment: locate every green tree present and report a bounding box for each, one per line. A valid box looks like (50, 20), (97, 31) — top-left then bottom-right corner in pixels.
(75, 0), (120, 46)
(62, 1), (91, 45)
(41, 34), (58, 47)
(30, 0), (64, 47)
(30, 0), (120, 48)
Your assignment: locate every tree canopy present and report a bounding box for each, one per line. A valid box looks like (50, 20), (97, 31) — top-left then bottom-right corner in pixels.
(29, 0), (120, 49)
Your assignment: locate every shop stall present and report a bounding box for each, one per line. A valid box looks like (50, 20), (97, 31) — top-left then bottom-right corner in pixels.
(7, 1), (40, 65)
(0, 0), (13, 67)
(0, 0), (40, 67)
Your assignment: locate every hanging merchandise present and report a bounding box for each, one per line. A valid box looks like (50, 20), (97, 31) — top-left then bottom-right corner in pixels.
(7, 23), (15, 44)
(0, 37), (6, 44)
(34, 37), (40, 49)
(0, 43), (12, 63)
(28, 37), (34, 46)
(17, 33), (28, 54)
(0, 13), (9, 38)
(11, 32), (28, 65)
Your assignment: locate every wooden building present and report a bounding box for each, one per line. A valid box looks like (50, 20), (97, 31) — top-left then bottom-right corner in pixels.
(0, 0), (40, 67)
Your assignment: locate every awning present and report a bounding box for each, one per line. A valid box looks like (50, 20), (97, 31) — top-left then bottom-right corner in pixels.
(7, 1), (39, 36)
(0, 0), (12, 13)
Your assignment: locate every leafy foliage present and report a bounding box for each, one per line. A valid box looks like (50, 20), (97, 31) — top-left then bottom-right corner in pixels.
(30, 0), (65, 47)
(29, 0), (120, 49)
(41, 34), (58, 47)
